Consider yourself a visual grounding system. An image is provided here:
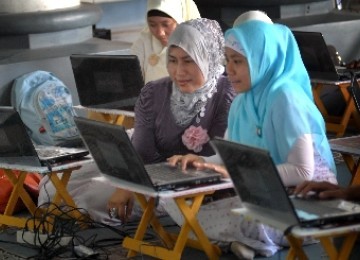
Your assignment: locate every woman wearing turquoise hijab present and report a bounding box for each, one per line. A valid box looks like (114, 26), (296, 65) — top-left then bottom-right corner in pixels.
(225, 20), (336, 185)
(167, 13), (337, 258)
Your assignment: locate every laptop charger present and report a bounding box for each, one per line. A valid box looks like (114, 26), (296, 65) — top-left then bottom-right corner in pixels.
(74, 245), (99, 258)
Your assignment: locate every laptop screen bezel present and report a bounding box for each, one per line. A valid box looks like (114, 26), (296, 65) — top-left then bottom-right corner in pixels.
(70, 54), (144, 109)
(0, 106), (42, 166)
(210, 137), (301, 227)
(292, 30), (339, 81)
(74, 117), (156, 189)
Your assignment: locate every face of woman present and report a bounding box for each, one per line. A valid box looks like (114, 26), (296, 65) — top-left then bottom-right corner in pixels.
(225, 47), (251, 93)
(167, 46), (206, 93)
(147, 16), (177, 47)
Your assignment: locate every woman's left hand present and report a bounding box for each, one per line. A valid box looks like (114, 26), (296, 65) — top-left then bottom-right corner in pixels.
(167, 154), (229, 178)
(107, 188), (134, 223)
(193, 161), (230, 179)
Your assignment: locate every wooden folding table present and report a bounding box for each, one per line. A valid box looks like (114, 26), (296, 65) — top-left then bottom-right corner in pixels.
(329, 135), (360, 186)
(286, 225), (360, 260)
(233, 208), (360, 260)
(0, 157), (93, 230)
(74, 105), (135, 129)
(312, 79), (360, 137)
(95, 175), (233, 260)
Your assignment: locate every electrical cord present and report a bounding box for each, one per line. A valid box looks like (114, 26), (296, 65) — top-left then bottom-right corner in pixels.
(14, 202), (161, 259)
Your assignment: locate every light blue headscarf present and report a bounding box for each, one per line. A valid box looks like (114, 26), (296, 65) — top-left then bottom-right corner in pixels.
(225, 20), (336, 174)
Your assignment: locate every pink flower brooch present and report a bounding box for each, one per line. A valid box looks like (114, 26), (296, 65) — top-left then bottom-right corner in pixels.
(182, 126), (210, 153)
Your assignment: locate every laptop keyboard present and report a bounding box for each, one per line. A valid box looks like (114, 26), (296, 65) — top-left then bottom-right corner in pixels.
(36, 148), (68, 158)
(292, 198), (346, 216)
(145, 164), (201, 181)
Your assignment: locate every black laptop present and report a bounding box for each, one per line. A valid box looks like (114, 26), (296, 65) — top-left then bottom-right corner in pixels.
(70, 54), (144, 111)
(74, 116), (222, 192)
(0, 107), (89, 170)
(211, 137), (360, 229)
(293, 31), (359, 81)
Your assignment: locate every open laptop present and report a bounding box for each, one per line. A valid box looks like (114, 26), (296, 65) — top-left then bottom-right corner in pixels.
(211, 137), (360, 230)
(293, 31), (359, 81)
(0, 107), (89, 170)
(74, 116), (222, 192)
(70, 54), (144, 111)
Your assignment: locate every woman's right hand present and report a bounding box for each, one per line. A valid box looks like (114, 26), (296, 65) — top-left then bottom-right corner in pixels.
(293, 181), (342, 199)
(107, 188), (134, 223)
(167, 154), (205, 170)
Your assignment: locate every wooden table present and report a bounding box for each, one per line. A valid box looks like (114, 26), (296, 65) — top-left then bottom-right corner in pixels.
(233, 207), (360, 260)
(312, 79), (360, 137)
(74, 105), (135, 129)
(329, 135), (360, 186)
(0, 157), (93, 230)
(287, 224), (360, 260)
(95, 175), (233, 260)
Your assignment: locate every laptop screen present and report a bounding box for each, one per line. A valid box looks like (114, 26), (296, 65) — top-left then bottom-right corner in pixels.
(292, 31), (339, 81)
(0, 107), (38, 158)
(211, 138), (300, 225)
(74, 117), (154, 187)
(70, 54), (144, 109)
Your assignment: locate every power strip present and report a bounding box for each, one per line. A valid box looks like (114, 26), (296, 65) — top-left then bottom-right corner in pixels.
(16, 230), (72, 247)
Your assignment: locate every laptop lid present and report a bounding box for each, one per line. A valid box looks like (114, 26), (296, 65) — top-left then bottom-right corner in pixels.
(292, 31), (340, 81)
(74, 117), (222, 192)
(70, 54), (144, 110)
(0, 107), (89, 169)
(211, 137), (360, 229)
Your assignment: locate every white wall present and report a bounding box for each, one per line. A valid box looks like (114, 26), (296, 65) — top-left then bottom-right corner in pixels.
(95, 0), (147, 43)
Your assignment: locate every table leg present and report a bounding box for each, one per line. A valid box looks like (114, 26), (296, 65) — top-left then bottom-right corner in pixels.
(286, 235), (308, 260)
(337, 232), (358, 259)
(173, 195), (221, 260)
(123, 191), (220, 260)
(46, 169), (83, 220)
(0, 170), (39, 229)
(312, 83), (329, 118)
(312, 82), (358, 137)
(3, 170), (37, 216)
(335, 85), (357, 137)
(124, 194), (176, 258)
(288, 232), (358, 260)
(351, 164), (360, 186)
(340, 154), (360, 186)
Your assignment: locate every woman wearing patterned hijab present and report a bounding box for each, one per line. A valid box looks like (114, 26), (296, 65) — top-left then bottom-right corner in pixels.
(107, 18), (235, 223)
(131, 18), (234, 162)
(131, 0), (201, 83)
(168, 13), (337, 259)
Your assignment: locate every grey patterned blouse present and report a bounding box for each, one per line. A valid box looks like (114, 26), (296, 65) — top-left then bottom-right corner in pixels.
(131, 75), (235, 164)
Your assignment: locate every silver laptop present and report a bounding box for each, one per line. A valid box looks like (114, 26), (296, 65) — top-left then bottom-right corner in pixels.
(329, 135), (360, 155)
(70, 54), (144, 111)
(74, 117), (222, 192)
(0, 107), (89, 170)
(211, 137), (360, 229)
(293, 31), (360, 81)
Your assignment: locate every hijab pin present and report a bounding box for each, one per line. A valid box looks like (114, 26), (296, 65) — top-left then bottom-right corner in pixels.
(256, 126), (262, 137)
(196, 115), (201, 123)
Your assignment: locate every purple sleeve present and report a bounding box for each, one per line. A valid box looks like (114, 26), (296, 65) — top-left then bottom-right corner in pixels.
(131, 82), (162, 163)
